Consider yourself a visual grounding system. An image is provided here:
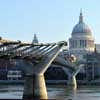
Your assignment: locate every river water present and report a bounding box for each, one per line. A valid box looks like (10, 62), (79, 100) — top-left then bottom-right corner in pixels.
(0, 84), (100, 100)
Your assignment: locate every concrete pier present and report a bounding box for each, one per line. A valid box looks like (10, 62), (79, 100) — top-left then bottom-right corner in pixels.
(67, 64), (84, 89)
(23, 75), (34, 100)
(72, 75), (77, 89)
(23, 74), (48, 100)
(68, 75), (77, 90)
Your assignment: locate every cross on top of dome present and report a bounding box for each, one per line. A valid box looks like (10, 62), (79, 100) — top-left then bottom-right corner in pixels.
(79, 9), (83, 23)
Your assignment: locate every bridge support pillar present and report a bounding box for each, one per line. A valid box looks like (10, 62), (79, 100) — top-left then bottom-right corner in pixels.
(23, 74), (48, 100)
(68, 75), (77, 89)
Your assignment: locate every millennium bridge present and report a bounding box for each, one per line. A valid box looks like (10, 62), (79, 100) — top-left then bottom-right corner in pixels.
(0, 38), (84, 100)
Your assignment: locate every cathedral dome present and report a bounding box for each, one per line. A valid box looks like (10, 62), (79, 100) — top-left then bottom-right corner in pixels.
(72, 11), (92, 36)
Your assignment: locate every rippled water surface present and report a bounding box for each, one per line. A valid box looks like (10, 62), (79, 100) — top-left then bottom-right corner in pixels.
(0, 84), (100, 100)
(47, 85), (100, 100)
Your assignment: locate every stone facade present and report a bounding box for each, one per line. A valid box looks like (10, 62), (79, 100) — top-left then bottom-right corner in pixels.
(69, 11), (95, 60)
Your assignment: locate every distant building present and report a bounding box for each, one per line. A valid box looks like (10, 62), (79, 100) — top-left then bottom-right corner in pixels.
(65, 10), (100, 82)
(68, 10), (95, 60)
(95, 44), (100, 53)
(32, 34), (38, 43)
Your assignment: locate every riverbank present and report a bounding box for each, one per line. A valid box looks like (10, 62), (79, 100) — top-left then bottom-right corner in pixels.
(0, 80), (100, 85)
(0, 80), (24, 85)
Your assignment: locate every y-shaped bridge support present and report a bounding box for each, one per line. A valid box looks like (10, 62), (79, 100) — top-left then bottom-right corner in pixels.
(16, 42), (66, 100)
(63, 64), (84, 89)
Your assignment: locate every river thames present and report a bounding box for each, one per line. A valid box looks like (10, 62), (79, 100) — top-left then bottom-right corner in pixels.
(0, 84), (100, 100)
